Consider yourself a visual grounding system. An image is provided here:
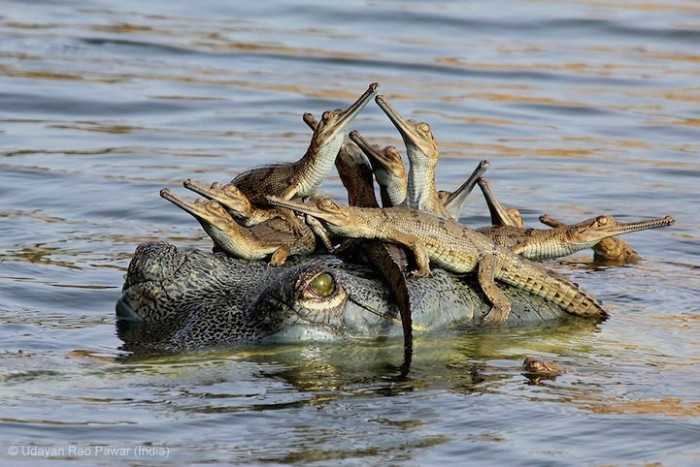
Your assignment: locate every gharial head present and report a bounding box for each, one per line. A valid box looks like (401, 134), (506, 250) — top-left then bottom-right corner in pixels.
(267, 196), (359, 235)
(183, 179), (253, 218)
(160, 188), (236, 231)
(375, 94), (438, 160)
(117, 241), (403, 352)
(311, 82), (379, 141)
(572, 214), (675, 242)
(349, 130), (407, 180)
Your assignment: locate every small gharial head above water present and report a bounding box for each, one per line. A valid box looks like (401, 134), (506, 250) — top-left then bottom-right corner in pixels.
(348, 131), (407, 181)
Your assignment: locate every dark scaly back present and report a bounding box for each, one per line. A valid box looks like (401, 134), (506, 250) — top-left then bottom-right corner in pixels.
(231, 163), (297, 206)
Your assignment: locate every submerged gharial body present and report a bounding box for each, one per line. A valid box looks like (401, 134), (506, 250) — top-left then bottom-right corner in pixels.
(116, 242), (598, 353)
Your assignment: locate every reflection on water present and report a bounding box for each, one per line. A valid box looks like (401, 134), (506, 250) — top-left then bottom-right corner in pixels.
(1, 0), (699, 464)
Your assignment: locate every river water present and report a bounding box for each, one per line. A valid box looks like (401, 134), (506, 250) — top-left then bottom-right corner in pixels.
(1, 0), (699, 465)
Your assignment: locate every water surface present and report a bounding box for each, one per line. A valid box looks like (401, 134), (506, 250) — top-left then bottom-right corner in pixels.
(1, 0), (699, 465)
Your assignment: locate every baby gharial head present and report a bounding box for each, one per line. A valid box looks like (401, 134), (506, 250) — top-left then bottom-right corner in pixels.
(312, 82), (379, 140)
(374, 94), (438, 159)
(376, 145), (406, 180)
(267, 196), (349, 223)
(403, 120), (439, 163)
(307, 198), (355, 230)
(201, 198), (231, 219)
(575, 214), (675, 242)
(575, 215), (628, 242)
(314, 109), (343, 133)
(412, 121), (434, 141)
(218, 184), (252, 214)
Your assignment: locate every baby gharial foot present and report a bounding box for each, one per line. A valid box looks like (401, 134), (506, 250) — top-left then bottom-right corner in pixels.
(480, 303), (512, 326)
(268, 246), (291, 266)
(408, 265), (431, 279)
(477, 251), (512, 325)
(276, 208), (306, 237)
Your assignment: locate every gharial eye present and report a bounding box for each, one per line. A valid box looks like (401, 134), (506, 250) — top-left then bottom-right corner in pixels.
(295, 267), (347, 311)
(207, 201), (224, 212)
(319, 198), (336, 209)
(417, 122), (431, 133)
(308, 272), (335, 297)
(596, 216), (609, 226)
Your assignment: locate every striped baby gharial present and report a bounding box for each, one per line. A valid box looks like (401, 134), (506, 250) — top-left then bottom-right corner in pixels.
(267, 196), (609, 326)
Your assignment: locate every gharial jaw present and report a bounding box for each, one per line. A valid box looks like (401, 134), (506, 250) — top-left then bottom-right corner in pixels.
(348, 130), (407, 207)
(183, 179), (253, 220)
(569, 215), (675, 244)
(267, 196), (368, 238)
(374, 94), (438, 162)
(160, 188), (238, 234)
(293, 82), (380, 198)
(441, 160), (490, 220)
(477, 177), (522, 228)
(349, 130), (407, 180)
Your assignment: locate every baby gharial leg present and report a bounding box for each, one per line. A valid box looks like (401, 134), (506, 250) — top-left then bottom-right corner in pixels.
(476, 249), (512, 325)
(268, 246), (291, 266)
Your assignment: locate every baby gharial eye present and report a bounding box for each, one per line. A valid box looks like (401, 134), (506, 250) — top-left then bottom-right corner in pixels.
(321, 110), (336, 121)
(384, 146), (400, 159)
(223, 184), (242, 197)
(206, 200), (225, 214)
(318, 198), (338, 210)
(595, 215), (610, 227)
(416, 122), (431, 135)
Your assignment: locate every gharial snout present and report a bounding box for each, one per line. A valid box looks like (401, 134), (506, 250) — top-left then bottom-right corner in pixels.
(117, 242), (188, 324)
(122, 241), (187, 289)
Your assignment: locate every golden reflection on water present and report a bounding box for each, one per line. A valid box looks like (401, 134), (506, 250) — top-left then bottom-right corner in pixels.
(587, 398), (700, 417)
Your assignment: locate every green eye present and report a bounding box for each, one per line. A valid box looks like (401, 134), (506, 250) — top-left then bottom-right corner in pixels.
(309, 272), (335, 297)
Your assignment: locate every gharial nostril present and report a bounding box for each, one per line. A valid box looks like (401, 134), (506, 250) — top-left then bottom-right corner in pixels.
(115, 296), (142, 322)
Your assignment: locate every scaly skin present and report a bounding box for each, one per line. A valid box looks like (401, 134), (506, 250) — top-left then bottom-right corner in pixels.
(348, 130), (407, 208)
(182, 179), (303, 234)
(302, 112), (380, 210)
(231, 82), (379, 205)
(437, 160), (490, 220)
(478, 214), (674, 261)
(160, 189), (315, 265)
(335, 144), (380, 209)
(332, 140), (414, 352)
(477, 177), (524, 228)
(538, 214), (646, 263)
(268, 196), (608, 325)
(117, 242), (584, 352)
(375, 95), (449, 217)
(475, 180), (670, 261)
